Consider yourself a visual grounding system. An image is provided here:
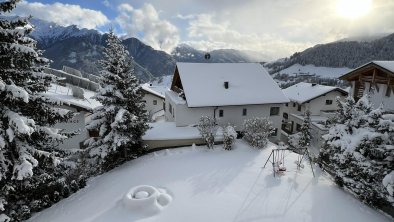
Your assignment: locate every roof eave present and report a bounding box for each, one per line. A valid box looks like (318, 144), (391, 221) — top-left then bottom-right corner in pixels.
(339, 61), (394, 80)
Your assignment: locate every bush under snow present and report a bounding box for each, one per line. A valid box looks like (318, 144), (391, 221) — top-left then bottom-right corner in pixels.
(197, 116), (217, 149)
(223, 124), (237, 150)
(243, 117), (274, 149)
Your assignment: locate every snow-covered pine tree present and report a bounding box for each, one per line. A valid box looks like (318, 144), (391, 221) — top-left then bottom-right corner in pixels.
(85, 30), (149, 172)
(289, 110), (312, 150)
(320, 95), (394, 209)
(0, 1), (74, 220)
(298, 110), (311, 148)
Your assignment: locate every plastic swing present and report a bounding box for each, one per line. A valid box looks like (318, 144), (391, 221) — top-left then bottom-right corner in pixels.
(273, 149), (287, 173)
(263, 146), (315, 177)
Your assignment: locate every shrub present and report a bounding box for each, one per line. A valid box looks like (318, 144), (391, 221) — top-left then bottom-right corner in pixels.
(197, 116), (217, 149)
(223, 125), (237, 150)
(243, 117), (274, 149)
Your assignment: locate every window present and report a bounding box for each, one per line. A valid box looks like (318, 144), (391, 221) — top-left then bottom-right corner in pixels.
(163, 102), (166, 111)
(153, 100), (157, 105)
(283, 112), (288, 119)
(293, 103), (296, 107)
(271, 128), (278, 136)
(224, 81), (229, 89)
(386, 86), (392, 97)
(325, 100), (333, 105)
(297, 104), (301, 111)
(169, 104), (172, 114)
(296, 124), (301, 132)
(270, 107), (280, 116)
(242, 108), (247, 116)
(219, 109), (224, 117)
(285, 103), (288, 107)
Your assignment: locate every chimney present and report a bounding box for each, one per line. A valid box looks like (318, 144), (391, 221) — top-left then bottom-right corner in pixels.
(224, 81), (229, 89)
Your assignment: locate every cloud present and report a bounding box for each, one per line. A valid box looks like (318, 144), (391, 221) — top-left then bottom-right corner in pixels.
(167, 0), (394, 58)
(11, 1), (109, 29)
(184, 14), (311, 59)
(102, 0), (110, 7)
(116, 3), (180, 53)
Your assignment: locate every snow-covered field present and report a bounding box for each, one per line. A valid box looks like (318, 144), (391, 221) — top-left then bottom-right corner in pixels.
(28, 141), (391, 222)
(274, 64), (352, 79)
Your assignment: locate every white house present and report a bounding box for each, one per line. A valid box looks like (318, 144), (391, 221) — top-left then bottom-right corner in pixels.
(281, 82), (348, 152)
(44, 83), (101, 150)
(164, 62), (290, 141)
(339, 61), (394, 112)
(141, 83), (166, 120)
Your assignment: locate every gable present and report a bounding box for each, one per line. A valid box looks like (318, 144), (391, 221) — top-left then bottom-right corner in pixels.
(340, 61), (394, 82)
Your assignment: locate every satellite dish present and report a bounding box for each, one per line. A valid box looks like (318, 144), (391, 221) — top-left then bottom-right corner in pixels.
(204, 53), (211, 60)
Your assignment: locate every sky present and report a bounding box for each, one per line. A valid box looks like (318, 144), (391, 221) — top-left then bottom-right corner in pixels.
(8, 0), (394, 60)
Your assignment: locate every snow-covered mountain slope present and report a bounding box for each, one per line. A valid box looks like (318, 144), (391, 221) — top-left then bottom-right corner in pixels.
(151, 75), (173, 88)
(265, 32), (394, 74)
(30, 18), (99, 48)
(172, 44), (271, 63)
(273, 63), (352, 79)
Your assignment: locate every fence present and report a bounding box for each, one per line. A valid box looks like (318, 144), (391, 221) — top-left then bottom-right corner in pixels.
(44, 67), (100, 92)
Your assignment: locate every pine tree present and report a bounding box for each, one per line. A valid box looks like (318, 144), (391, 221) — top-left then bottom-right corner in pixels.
(85, 30), (149, 172)
(298, 110), (311, 148)
(289, 109), (312, 153)
(320, 95), (394, 208)
(0, 1), (73, 220)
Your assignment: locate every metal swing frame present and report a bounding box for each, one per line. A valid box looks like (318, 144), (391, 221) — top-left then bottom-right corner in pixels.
(263, 148), (315, 177)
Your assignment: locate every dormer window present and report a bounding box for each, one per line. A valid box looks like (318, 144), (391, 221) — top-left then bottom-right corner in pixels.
(224, 81), (229, 89)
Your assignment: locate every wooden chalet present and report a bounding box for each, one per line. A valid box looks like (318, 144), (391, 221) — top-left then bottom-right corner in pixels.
(340, 61), (394, 101)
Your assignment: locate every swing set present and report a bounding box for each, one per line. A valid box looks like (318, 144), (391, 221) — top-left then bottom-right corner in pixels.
(263, 148), (315, 177)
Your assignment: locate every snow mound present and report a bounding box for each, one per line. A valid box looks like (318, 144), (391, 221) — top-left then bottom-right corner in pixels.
(122, 185), (172, 216)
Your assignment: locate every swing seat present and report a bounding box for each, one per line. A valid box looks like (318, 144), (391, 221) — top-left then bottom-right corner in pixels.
(278, 166), (286, 172)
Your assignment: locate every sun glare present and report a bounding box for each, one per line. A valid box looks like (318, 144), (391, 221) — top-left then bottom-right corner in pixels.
(336, 0), (372, 19)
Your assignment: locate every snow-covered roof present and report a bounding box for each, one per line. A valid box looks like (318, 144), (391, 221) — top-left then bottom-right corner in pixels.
(283, 82), (348, 104)
(44, 84), (101, 111)
(340, 60), (394, 80)
(372, 61), (394, 73)
(141, 83), (166, 99)
(165, 90), (186, 105)
(175, 63), (289, 107)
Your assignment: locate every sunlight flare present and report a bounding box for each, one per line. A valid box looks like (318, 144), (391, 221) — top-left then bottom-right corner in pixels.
(336, 0), (372, 19)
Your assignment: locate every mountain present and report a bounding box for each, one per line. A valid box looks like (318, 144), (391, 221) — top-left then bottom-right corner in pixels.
(172, 44), (271, 63)
(265, 33), (394, 74)
(24, 18), (273, 80)
(28, 18), (172, 80)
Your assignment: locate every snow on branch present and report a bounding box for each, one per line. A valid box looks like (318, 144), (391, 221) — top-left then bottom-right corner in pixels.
(5, 84), (29, 103)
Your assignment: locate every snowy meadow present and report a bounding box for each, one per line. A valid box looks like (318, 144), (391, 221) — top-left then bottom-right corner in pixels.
(28, 141), (391, 222)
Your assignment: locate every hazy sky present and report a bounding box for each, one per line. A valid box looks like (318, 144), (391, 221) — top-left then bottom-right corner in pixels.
(9, 0), (394, 59)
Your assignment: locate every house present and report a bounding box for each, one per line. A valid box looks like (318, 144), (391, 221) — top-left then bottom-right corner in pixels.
(141, 83), (166, 120)
(281, 82), (348, 153)
(164, 62), (289, 141)
(339, 61), (394, 112)
(44, 83), (101, 150)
